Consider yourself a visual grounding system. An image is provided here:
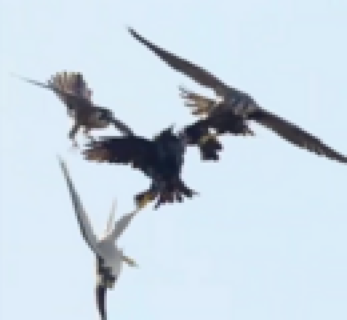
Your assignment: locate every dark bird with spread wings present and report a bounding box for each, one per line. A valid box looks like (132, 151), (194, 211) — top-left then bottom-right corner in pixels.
(127, 27), (347, 164)
(13, 71), (134, 148)
(83, 122), (223, 209)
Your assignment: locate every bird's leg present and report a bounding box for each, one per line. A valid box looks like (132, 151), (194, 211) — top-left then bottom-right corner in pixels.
(68, 123), (81, 151)
(121, 254), (138, 267)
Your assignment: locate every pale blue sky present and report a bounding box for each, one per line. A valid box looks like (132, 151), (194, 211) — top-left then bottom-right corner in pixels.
(1, 1), (347, 319)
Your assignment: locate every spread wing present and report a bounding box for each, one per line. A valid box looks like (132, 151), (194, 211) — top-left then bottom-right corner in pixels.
(128, 27), (229, 96)
(49, 71), (93, 108)
(103, 200), (141, 241)
(109, 207), (141, 241)
(105, 199), (117, 235)
(58, 157), (104, 257)
(83, 136), (159, 176)
(12, 72), (93, 113)
(179, 86), (216, 116)
(106, 114), (135, 136)
(95, 284), (107, 320)
(250, 108), (347, 163)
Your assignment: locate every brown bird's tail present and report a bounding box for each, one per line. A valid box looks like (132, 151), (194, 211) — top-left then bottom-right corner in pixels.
(135, 178), (198, 210)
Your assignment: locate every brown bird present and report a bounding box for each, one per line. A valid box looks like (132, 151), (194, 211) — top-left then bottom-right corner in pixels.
(13, 71), (134, 148)
(127, 27), (347, 164)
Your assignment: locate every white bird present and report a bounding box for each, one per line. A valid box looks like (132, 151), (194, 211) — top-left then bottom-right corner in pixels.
(58, 157), (141, 320)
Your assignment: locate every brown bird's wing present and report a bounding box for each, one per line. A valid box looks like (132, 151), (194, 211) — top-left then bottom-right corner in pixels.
(179, 86), (216, 116)
(108, 115), (135, 136)
(95, 284), (107, 320)
(250, 108), (347, 163)
(128, 27), (230, 96)
(83, 136), (159, 176)
(48, 71), (93, 110)
(12, 72), (93, 112)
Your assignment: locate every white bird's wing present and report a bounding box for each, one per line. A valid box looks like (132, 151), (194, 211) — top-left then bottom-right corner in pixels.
(106, 207), (142, 242)
(105, 198), (117, 235)
(58, 157), (104, 257)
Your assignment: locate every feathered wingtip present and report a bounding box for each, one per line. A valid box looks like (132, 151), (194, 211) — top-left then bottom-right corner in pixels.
(179, 86), (215, 116)
(82, 140), (112, 162)
(49, 71), (93, 101)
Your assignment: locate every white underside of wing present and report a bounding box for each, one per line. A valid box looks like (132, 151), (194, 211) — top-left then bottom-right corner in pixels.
(102, 208), (140, 243)
(59, 158), (104, 258)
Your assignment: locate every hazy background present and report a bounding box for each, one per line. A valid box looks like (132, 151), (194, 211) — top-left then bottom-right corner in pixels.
(1, 1), (346, 319)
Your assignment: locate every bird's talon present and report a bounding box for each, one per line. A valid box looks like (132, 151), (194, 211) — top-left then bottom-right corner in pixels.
(137, 193), (155, 209)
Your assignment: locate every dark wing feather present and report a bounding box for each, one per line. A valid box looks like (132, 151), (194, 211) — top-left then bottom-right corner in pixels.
(109, 117), (135, 136)
(95, 284), (107, 320)
(128, 27), (228, 95)
(250, 108), (347, 163)
(83, 136), (159, 175)
(179, 86), (216, 116)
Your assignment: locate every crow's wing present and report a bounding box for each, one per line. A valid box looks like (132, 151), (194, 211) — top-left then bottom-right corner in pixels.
(128, 27), (230, 96)
(250, 108), (347, 163)
(83, 136), (159, 175)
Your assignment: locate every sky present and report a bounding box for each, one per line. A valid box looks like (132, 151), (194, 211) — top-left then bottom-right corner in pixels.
(1, 1), (347, 319)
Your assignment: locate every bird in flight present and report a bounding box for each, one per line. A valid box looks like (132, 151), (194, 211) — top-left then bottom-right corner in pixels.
(59, 157), (140, 320)
(82, 119), (224, 209)
(127, 27), (347, 164)
(13, 71), (134, 148)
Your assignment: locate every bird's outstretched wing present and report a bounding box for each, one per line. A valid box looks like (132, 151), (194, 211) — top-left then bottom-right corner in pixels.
(12, 72), (92, 112)
(103, 199), (142, 241)
(49, 71), (93, 107)
(95, 284), (107, 320)
(179, 86), (216, 116)
(109, 207), (141, 241)
(250, 108), (347, 163)
(105, 199), (117, 235)
(128, 27), (229, 96)
(108, 116), (135, 137)
(58, 157), (104, 257)
(83, 136), (158, 176)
